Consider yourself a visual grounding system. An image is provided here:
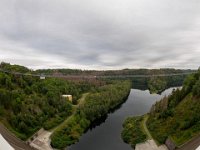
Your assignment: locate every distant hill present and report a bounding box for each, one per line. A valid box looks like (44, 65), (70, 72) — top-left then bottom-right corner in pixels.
(36, 66), (195, 76)
(1, 62), (195, 94)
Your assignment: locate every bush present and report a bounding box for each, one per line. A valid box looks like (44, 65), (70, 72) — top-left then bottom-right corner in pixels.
(192, 79), (200, 97)
(121, 116), (147, 148)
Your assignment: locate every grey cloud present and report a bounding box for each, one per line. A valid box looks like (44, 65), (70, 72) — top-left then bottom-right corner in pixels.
(0, 0), (200, 69)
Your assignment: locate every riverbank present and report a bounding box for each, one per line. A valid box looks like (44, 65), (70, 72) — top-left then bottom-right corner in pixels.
(68, 88), (177, 150)
(51, 81), (132, 149)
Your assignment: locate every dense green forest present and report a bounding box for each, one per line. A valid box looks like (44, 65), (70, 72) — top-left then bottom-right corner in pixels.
(36, 68), (193, 93)
(131, 75), (186, 93)
(36, 68), (194, 76)
(121, 116), (147, 148)
(0, 63), (96, 139)
(147, 69), (200, 146)
(51, 81), (131, 149)
(121, 69), (200, 148)
(0, 62), (196, 149)
(1, 62), (192, 93)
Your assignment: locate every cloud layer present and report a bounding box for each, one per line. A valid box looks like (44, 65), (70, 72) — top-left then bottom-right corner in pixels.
(0, 0), (200, 69)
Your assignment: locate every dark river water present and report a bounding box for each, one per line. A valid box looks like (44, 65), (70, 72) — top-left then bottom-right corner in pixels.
(68, 87), (177, 150)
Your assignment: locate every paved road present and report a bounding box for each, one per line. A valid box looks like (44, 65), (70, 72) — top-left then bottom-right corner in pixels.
(177, 135), (200, 150)
(136, 140), (168, 150)
(0, 123), (35, 150)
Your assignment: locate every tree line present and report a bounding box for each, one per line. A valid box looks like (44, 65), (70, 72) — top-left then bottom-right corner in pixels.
(0, 64), (97, 139)
(50, 80), (132, 149)
(147, 69), (200, 145)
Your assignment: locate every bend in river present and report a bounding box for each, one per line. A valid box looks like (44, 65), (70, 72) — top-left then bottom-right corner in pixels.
(68, 87), (179, 150)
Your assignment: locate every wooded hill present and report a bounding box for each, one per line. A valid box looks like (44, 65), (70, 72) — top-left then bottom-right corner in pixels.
(0, 62), (131, 149)
(0, 63), (98, 140)
(35, 67), (194, 76)
(1, 62), (194, 94)
(0, 62), (196, 144)
(51, 80), (132, 149)
(121, 69), (200, 148)
(147, 69), (200, 146)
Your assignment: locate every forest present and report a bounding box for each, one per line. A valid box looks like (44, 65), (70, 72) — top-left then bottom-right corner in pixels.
(50, 80), (132, 149)
(0, 62), (196, 149)
(0, 63), (97, 139)
(121, 69), (200, 148)
(147, 69), (200, 146)
(36, 68), (194, 76)
(1, 62), (192, 94)
(121, 116), (147, 148)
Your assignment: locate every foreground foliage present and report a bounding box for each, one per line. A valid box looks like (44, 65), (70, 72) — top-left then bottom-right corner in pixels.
(0, 63), (95, 139)
(121, 116), (147, 148)
(51, 80), (131, 149)
(147, 69), (200, 146)
(121, 69), (200, 148)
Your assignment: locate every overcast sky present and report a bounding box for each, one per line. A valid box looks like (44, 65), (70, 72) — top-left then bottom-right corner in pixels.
(0, 0), (200, 70)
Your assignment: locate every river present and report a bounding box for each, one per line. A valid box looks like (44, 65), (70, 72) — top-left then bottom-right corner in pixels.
(68, 87), (178, 150)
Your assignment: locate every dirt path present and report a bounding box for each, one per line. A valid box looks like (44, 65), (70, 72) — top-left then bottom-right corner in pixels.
(29, 93), (90, 150)
(53, 93), (89, 131)
(177, 134), (200, 150)
(142, 115), (200, 150)
(136, 115), (168, 150)
(0, 93), (89, 150)
(76, 93), (89, 107)
(142, 115), (153, 139)
(0, 123), (35, 150)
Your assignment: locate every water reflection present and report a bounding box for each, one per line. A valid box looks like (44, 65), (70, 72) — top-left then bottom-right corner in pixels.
(68, 87), (178, 150)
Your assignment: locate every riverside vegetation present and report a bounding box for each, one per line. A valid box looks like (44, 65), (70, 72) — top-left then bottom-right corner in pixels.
(121, 116), (147, 148)
(121, 69), (200, 148)
(0, 62), (195, 149)
(37, 67), (193, 94)
(0, 62), (131, 149)
(50, 80), (132, 149)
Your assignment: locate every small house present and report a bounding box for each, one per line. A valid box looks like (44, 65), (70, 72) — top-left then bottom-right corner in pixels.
(40, 74), (45, 80)
(62, 95), (73, 102)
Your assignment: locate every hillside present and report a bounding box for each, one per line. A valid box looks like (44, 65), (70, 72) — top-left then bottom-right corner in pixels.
(0, 62), (197, 147)
(0, 63), (97, 140)
(35, 67), (194, 76)
(147, 69), (200, 146)
(51, 80), (131, 149)
(121, 69), (200, 149)
(37, 67), (195, 94)
(0, 62), (132, 150)
(1, 62), (194, 94)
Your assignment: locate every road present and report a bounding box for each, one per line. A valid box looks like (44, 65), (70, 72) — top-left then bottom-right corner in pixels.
(0, 93), (89, 150)
(0, 123), (35, 150)
(177, 134), (200, 150)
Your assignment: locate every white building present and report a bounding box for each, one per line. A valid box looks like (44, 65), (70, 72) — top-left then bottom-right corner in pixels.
(0, 134), (14, 150)
(62, 95), (73, 102)
(40, 75), (45, 80)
